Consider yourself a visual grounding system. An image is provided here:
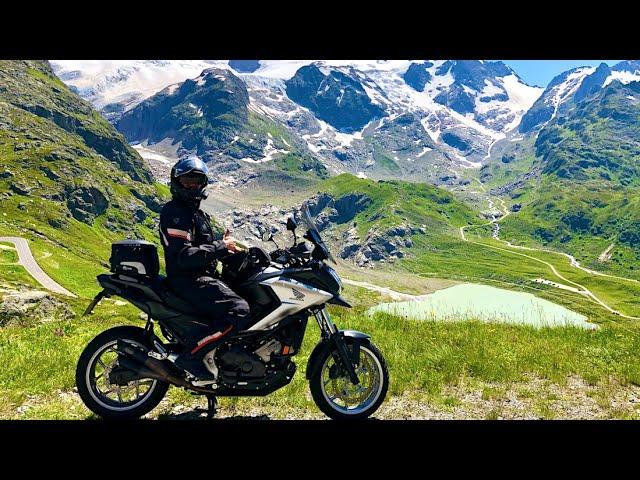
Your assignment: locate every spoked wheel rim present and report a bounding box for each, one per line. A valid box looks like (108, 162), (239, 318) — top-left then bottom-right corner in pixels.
(319, 346), (385, 416)
(85, 340), (158, 412)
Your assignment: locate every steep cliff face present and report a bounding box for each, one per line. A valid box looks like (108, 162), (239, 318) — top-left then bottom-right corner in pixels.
(285, 64), (388, 132)
(0, 60), (166, 262)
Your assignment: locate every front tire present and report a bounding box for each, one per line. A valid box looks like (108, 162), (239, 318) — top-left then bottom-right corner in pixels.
(76, 326), (169, 419)
(309, 340), (389, 420)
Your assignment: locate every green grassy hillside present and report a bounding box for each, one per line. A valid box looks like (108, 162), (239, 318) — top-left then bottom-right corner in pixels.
(318, 173), (479, 239)
(0, 60), (169, 297)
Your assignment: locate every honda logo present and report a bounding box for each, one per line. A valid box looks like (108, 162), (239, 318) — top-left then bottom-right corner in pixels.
(291, 288), (305, 300)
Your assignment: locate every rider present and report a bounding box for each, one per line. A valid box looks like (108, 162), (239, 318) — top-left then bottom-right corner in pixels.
(160, 156), (250, 379)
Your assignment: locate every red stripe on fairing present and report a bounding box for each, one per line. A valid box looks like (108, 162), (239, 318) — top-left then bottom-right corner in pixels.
(191, 325), (233, 354)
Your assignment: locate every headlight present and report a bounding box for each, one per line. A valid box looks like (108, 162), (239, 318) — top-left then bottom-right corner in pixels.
(326, 266), (343, 294)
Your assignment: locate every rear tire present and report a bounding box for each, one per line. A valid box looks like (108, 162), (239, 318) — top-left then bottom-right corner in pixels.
(309, 340), (389, 420)
(76, 326), (169, 419)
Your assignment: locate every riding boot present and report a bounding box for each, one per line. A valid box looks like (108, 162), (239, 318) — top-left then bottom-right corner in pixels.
(175, 324), (235, 379)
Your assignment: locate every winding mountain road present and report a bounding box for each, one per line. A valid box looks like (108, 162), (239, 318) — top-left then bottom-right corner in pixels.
(459, 196), (640, 320)
(0, 237), (76, 297)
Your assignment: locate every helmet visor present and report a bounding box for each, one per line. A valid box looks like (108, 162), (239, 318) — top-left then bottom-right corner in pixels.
(178, 172), (208, 190)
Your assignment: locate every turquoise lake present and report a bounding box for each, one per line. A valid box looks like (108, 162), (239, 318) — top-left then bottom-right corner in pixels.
(367, 283), (596, 329)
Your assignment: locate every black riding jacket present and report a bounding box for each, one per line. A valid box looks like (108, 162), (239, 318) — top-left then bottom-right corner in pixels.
(159, 198), (228, 279)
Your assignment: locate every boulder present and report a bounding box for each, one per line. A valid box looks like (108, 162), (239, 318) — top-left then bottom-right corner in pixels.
(130, 189), (162, 213)
(340, 243), (360, 259)
(307, 193), (334, 216)
(40, 166), (60, 180)
(387, 225), (407, 237)
(0, 289), (74, 327)
(48, 217), (67, 229)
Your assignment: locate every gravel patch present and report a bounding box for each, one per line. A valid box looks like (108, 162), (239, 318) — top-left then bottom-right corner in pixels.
(10, 375), (640, 420)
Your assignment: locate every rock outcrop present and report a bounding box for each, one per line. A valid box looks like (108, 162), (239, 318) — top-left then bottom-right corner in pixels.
(66, 186), (109, 224)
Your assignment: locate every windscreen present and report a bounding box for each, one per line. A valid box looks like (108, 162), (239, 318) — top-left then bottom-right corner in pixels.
(300, 202), (336, 263)
(301, 202), (319, 232)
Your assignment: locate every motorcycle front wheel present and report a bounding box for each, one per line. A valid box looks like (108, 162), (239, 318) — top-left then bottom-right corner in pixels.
(309, 340), (389, 420)
(76, 326), (169, 419)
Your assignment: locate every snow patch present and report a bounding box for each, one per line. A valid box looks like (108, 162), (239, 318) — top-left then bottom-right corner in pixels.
(480, 79), (504, 97)
(501, 74), (543, 112)
(604, 70), (640, 87)
(333, 129), (364, 148)
(166, 83), (180, 95)
(454, 154), (482, 169)
(306, 142), (326, 154)
(133, 144), (174, 165)
(417, 146), (432, 158)
(549, 67), (596, 121)
(50, 60), (231, 110)
(188, 103), (203, 117)
(240, 137), (288, 163)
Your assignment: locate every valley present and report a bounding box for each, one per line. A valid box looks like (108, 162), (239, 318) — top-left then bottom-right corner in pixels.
(2, 59), (640, 419)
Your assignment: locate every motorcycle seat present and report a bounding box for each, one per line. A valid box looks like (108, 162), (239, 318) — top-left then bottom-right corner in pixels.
(98, 273), (204, 317)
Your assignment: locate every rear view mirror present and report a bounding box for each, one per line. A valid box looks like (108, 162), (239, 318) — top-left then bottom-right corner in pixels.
(286, 217), (297, 231)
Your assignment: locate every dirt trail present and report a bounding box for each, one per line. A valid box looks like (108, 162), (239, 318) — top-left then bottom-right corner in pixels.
(0, 236), (76, 297)
(342, 278), (430, 301)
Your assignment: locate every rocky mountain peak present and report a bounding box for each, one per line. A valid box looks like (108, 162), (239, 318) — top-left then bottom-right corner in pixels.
(285, 63), (388, 133)
(116, 67), (250, 154)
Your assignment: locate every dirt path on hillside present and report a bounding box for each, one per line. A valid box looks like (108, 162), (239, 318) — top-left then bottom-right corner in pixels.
(342, 278), (433, 301)
(0, 237), (76, 297)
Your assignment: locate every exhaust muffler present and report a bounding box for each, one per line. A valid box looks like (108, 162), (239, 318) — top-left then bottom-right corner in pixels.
(116, 340), (194, 389)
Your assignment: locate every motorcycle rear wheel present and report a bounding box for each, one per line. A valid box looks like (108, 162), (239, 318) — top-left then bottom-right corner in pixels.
(76, 326), (169, 419)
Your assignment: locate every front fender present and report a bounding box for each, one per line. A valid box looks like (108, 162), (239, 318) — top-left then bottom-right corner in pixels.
(305, 330), (371, 380)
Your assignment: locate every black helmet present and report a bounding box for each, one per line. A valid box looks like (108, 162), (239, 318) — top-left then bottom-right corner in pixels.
(170, 156), (210, 205)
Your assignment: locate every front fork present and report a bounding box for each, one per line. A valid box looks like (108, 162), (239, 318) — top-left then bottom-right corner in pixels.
(313, 308), (360, 385)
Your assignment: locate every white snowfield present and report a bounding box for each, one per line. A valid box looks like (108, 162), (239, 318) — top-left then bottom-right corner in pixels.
(51, 60), (229, 109)
(549, 67), (596, 121)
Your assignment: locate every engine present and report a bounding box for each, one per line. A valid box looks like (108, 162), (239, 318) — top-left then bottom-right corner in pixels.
(217, 344), (267, 379)
(211, 314), (308, 382)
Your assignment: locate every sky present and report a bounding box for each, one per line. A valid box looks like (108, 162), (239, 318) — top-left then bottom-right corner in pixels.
(502, 60), (623, 88)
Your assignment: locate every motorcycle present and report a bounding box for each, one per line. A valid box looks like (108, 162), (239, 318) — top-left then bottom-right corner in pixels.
(76, 202), (389, 420)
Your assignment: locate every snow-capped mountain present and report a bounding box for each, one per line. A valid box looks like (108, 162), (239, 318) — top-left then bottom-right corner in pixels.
(50, 60), (543, 188)
(51, 60), (231, 118)
(481, 60), (640, 193)
(518, 61), (640, 134)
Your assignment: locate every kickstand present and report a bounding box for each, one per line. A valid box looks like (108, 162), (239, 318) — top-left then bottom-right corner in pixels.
(190, 391), (218, 419)
(205, 394), (218, 419)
